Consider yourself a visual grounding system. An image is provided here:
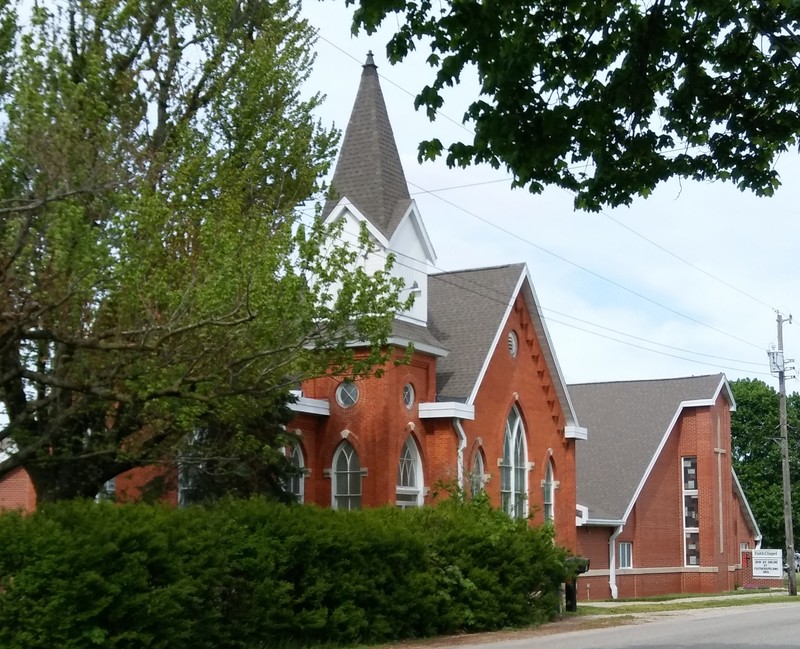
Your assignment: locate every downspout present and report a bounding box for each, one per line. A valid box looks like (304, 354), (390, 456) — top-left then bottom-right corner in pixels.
(609, 524), (624, 600)
(453, 418), (467, 489)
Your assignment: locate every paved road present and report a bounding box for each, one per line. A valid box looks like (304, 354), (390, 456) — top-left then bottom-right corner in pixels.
(418, 601), (800, 649)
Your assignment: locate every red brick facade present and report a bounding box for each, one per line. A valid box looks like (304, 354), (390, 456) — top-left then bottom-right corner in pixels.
(291, 293), (578, 550)
(0, 466), (36, 513)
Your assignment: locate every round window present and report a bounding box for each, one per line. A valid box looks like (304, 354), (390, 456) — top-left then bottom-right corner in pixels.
(336, 381), (359, 408)
(403, 383), (415, 408)
(507, 331), (519, 358)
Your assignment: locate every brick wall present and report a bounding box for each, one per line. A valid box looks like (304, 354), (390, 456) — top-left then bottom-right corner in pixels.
(0, 467), (36, 512)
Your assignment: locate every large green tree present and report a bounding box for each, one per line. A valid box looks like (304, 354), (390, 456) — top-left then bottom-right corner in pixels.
(730, 378), (800, 549)
(350, 0), (800, 211)
(0, 0), (406, 503)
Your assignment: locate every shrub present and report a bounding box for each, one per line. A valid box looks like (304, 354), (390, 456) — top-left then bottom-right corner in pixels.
(0, 498), (566, 648)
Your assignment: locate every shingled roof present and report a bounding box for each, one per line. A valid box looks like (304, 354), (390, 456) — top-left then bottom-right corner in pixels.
(428, 264), (525, 402)
(321, 52), (412, 239)
(569, 374), (730, 523)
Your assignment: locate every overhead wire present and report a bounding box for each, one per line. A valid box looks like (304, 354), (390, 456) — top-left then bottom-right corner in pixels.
(307, 28), (789, 374)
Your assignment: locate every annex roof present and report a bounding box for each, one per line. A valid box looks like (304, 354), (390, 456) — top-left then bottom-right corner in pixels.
(569, 374), (733, 523)
(321, 52), (411, 240)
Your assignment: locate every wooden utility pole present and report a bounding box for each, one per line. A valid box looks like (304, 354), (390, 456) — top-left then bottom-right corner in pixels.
(775, 312), (796, 595)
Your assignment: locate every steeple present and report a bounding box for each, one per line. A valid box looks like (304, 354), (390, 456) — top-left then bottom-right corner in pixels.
(322, 52), (412, 239)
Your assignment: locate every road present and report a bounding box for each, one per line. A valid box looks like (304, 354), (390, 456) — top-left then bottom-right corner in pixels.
(410, 602), (800, 649)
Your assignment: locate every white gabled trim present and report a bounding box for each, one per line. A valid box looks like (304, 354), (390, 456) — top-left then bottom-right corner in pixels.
(419, 401), (475, 420)
(464, 265), (586, 441)
(732, 468), (762, 542)
(389, 200), (437, 263)
(620, 374), (735, 524)
(324, 198), (391, 249)
(565, 424), (588, 440)
(288, 397), (330, 416)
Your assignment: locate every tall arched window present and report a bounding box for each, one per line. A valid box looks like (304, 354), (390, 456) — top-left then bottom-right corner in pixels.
(470, 449), (486, 497)
(501, 406), (528, 518)
(542, 459), (554, 523)
(332, 441), (361, 510)
(396, 436), (423, 508)
(287, 442), (305, 503)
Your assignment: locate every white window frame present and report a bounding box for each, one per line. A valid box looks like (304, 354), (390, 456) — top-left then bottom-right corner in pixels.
(396, 436), (423, 508)
(682, 456), (700, 566)
(336, 381), (359, 408)
(500, 406), (528, 519)
(470, 449), (486, 497)
(542, 459), (555, 523)
(332, 441), (363, 510)
(402, 383), (415, 409)
(287, 442), (305, 503)
(619, 541), (633, 569)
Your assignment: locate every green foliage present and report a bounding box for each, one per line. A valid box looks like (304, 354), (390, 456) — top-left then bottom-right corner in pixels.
(348, 0), (800, 211)
(0, 1), (407, 502)
(0, 498), (568, 648)
(730, 378), (800, 549)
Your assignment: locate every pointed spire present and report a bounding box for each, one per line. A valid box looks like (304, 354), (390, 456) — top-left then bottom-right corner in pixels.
(322, 52), (412, 238)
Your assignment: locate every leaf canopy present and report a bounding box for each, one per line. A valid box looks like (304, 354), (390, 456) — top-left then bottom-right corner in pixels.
(349, 0), (800, 210)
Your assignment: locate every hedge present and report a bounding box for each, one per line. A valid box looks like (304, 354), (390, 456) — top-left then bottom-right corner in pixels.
(0, 497), (567, 648)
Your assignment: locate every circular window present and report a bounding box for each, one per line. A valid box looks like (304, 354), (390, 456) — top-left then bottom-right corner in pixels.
(336, 381), (359, 408)
(507, 331), (519, 358)
(403, 383), (415, 408)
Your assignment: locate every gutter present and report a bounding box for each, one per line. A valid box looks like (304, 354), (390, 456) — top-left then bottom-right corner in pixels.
(609, 524), (624, 600)
(453, 418), (467, 488)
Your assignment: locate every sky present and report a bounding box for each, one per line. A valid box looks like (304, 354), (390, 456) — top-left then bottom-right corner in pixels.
(301, 2), (800, 390)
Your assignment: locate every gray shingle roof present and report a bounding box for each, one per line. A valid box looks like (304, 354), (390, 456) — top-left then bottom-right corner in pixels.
(569, 374), (726, 523)
(321, 53), (411, 239)
(428, 264), (525, 401)
(391, 319), (446, 354)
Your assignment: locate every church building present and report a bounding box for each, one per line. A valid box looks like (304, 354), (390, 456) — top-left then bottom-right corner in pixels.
(284, 53), (586, 550)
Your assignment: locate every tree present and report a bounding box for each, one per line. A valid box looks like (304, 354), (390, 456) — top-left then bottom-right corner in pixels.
(349, 0), (800, 211)
(730, 378), (800, 549)
(0, 0), (407, 503)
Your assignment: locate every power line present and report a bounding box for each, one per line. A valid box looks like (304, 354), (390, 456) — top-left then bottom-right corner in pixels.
(293, 202), (768, 372)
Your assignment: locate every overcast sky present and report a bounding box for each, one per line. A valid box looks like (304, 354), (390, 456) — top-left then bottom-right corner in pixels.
(301, 2), (800, 391)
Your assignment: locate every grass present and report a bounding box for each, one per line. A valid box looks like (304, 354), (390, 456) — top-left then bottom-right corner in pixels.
(576, 594), (798, 616)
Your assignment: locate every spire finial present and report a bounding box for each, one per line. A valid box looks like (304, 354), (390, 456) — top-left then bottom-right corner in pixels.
(364, 50), (376, 68)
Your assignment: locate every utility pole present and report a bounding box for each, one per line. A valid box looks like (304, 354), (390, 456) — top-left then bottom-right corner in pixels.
(774, 312), (796, 595)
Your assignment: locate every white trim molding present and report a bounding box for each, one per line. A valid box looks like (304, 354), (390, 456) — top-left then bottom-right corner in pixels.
(565, 424), (588, 440)
(288, 396), (330, 416)
(419, 401), (475, 420)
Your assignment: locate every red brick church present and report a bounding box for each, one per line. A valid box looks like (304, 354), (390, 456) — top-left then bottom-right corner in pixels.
(0, 54), (765, 600)
(280, 53), (585, 550)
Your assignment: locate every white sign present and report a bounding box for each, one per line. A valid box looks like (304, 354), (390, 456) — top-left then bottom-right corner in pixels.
(752, 549), (783, 578)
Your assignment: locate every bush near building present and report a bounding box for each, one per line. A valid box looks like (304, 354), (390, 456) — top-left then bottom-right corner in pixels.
(0, 498), (566, 649)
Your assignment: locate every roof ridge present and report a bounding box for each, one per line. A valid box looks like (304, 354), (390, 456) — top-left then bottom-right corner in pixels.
(569, 373), (721, 388)
(431, 262), (525, 277)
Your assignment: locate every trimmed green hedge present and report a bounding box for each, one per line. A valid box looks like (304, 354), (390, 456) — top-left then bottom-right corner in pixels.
(0, 498), (567, 648)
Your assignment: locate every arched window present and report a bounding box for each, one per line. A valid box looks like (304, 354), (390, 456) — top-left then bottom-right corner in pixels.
(332, 441), (361, 510)
(287, 442), (305, 503)
(501, 406), (528, 518)
(470, 449), (486, 497)
(542, 459), (554, 523)
(396, 436), (423, 508)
